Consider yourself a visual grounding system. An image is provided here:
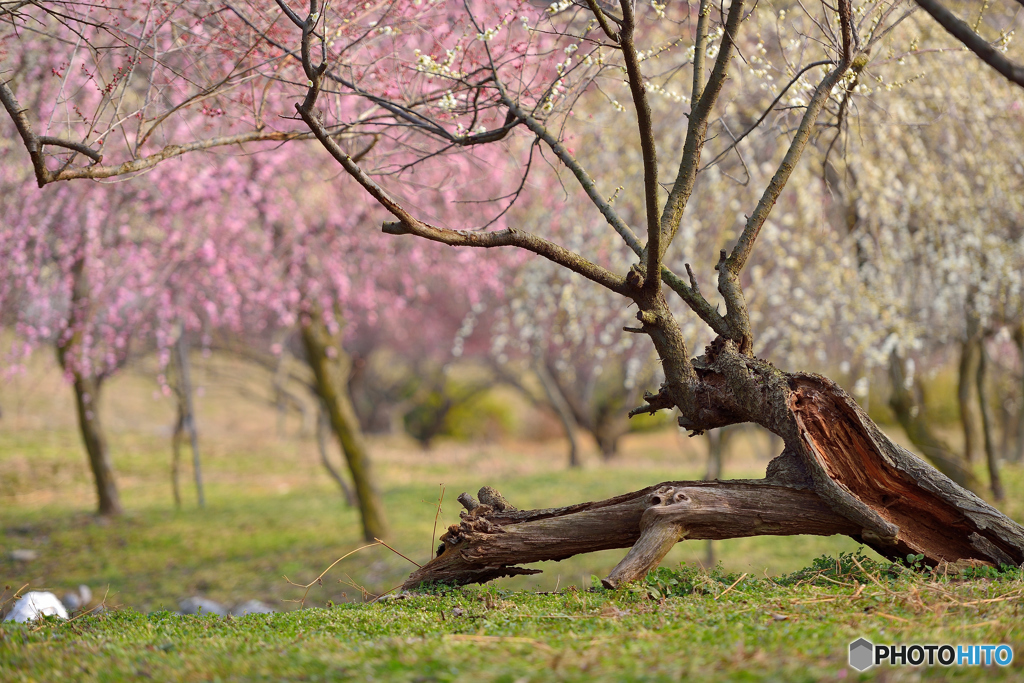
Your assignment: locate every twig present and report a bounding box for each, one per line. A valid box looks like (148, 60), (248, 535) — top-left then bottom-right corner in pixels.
(284, 542), (381, 607)
(715, 572), (748, 600)
(430, 484), (445, 563)
(374, 537), (423, 568)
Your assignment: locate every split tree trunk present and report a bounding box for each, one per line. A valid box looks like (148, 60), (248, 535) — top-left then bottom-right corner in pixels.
(403, 347), (1024, 590)
(300, 309), (388, 541)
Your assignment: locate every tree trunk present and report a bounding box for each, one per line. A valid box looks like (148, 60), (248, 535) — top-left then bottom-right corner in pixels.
(69, 375), (123, 516)
(533, 358), (581, 468)
(171, 406), (184, 509)
(404, 345), (1024, 589)
(57, 255), (122, 517)
(976, 343), (1005, 502)
(300, 310), (388, 541)
(316, 402), (357, 507)
(173, 332), (205, 508)
(1015, 324), (1024, 464)
(702, 426), (733, 568)
(887, 351), (980, 491)
(958, 336), (982, 463)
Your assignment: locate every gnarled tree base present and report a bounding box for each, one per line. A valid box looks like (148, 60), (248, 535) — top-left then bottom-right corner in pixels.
(403, 372), (1024, 590)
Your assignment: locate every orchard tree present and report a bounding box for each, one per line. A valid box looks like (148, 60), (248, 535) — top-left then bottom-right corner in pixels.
(4, 0), (1024, 588)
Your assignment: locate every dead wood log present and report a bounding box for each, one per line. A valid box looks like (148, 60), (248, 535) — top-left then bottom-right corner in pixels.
(402, 366), (1024, 591)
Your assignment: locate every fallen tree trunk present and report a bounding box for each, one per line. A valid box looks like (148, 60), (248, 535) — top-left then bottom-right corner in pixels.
(403, 355), (1024, 590)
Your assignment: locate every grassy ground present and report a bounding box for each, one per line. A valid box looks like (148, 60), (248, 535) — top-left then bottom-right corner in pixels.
(2, 560), (1023, 682)
(2, 350), (1022, 680)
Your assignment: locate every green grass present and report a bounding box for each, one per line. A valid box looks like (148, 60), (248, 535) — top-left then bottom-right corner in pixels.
(2, 558), (1023, 682)
(2, 349), (1023, 680)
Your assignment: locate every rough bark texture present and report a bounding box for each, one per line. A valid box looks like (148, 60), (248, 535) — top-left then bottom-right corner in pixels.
(300, 310), (388, 541)
(888, 351), (980, 491)
(403, 346), (1024, 589)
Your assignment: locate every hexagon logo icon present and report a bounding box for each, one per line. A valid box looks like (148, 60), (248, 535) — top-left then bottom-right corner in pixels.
(849, 638), (874, 671)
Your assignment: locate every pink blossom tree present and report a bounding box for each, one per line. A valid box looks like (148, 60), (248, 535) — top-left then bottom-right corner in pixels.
(5, 1), (1024, 586)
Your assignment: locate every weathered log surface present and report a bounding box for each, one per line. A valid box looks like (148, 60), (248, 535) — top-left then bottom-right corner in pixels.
(402, 479), (861, 589)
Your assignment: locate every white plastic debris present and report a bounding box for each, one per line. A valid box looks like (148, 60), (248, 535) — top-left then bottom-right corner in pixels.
(4, 592), (69, 623)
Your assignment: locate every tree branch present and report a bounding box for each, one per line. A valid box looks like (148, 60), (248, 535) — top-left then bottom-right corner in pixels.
(295, 101), (631, 296)
(617, 0), (662, 292)
(497, 94), (643, 257)
(717, 0), (856, 351)
(691, 0), (713, 103)
(659, 0), (745, 261)
(914, 0), (1024, 88)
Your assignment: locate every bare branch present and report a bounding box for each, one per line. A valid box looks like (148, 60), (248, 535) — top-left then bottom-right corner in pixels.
(659, 0), (746, 257)
(617, 0), (662, 292)
(914, 0), (1024, 88)
(294, 100), (631, 296)
(691, 0), (713, 103)
(498, 94), (643, 257)
(584, 0), (620, 42)
(717, 0), (856, 350)
(36, 136), (103, 163)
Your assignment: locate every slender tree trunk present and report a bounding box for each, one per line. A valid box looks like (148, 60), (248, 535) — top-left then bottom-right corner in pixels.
(171, 407), (184, 509)
(300, 309), (388, 541)
(317, 402), (357, 507)
(68, 373), (123, 516)
(1015, 324), (1024, 464)
(977, 342), (1005, 502)
(57, 255), (122, 517)
(174, 331), (205, 508)
(958, 336), (982, 463)
(702, 427), (731, 568)
(888, 351), (980, 491)
(534, 359), (581, 468)
(273, 349), (289, 438)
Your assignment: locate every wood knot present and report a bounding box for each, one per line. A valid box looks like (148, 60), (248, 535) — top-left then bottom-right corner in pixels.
(648, 486), (689, 507)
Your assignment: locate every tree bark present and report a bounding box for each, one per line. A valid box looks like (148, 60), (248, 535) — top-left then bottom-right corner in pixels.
(976, 342), (1005, 502)
(888, 351), (980, 491)
(300, 309), (388, 541)
(958, 336), (982, 463)
(404, 346), (1024, 589)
